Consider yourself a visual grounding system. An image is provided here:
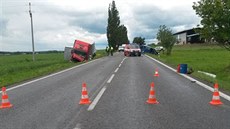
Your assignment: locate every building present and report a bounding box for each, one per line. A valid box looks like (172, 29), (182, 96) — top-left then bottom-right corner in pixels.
(173, 28), (204, 45)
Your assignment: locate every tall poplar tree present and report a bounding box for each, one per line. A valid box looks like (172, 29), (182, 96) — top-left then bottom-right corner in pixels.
(107, 1), (129, 50)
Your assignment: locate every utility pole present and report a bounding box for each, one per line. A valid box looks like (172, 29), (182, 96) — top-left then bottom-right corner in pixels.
(29, 2), (35, 61)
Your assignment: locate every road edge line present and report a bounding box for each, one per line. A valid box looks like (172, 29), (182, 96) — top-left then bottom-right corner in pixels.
(145, 54), (230, 102)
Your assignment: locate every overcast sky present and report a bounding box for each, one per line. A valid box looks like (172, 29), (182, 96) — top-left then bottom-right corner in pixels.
(0, 0), (200, 51)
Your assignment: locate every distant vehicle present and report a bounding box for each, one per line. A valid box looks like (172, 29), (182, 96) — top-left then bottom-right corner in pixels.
(124, 43), (141, 56)
(118, 45), (125, 52)
(140, 45), (158, 55)
(155, 46), (165, 51)
(118, 44), (127, 52)
(71, 39), (96, 62)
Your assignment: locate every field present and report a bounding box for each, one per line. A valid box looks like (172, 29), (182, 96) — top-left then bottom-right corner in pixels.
(0, 50), (106, 87)
(148, 44), (230, 91)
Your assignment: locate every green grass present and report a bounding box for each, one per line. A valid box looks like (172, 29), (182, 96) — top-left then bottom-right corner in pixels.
(0, 50), (106, 88)
(95, 49), (107, 59)
(148, 44), (230, 91)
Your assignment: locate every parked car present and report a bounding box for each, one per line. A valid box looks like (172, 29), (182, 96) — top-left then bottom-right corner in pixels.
(155, 46), (165, 51)
(124, 44), (141, 56)
(140, 45), (158, 55)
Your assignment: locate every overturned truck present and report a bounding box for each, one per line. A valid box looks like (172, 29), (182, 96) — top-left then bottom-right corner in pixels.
(64, 39), (96, 62)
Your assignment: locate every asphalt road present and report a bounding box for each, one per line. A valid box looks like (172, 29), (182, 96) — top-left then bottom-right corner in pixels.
(0, 53), (230, 129)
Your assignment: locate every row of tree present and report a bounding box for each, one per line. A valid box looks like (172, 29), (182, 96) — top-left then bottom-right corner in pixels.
(106, 1), (129, 50)
(107, 0), (230, 53)
(105, 1), (186, 55)
(106, 1), (175, 54)
(132, 37), (145, 46)
(106, 1), (147, 49)
(157, 0), (230, 54)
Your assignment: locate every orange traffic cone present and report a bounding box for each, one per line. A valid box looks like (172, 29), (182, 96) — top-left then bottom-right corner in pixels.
(146, 82), (159, 104)
(210, 83), (223, 105)
(0, 87), (13, 109)
(154, 69), (159, 77)
(79, 83), (91, 105)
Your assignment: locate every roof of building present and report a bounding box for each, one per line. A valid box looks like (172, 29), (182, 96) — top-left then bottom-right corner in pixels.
(173, 28), (200, 35)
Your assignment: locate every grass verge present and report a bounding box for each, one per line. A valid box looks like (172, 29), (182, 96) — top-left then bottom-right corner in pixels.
(0, 50), (106, 88)
(148, 44), (230, 91)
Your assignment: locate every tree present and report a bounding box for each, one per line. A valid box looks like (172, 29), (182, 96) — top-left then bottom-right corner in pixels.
(107, 1), (120, 49)
(117, 25), (129, 46)
(193, 0), (230, 50)
(107, 1), (129, 50)
(156, 25), (176, 55)
(132, 37), (145, 45)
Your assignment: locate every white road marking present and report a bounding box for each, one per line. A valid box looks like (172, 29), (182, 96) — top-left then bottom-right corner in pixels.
(107, 74), (115, 83)
(87, 57), (126, 111)
(0, 59), (100, 93)
(145, 55), (230, 102)
(119, 57), (126, 67)
(123, 57), (126, 61)
(88, 57), (123, 111)
(87, 86), (107, 111)
(121, 57), (126, 63)
(114, 68), (119, 73)
(145, 55), (176, 72)
(73, 123), (81, 129)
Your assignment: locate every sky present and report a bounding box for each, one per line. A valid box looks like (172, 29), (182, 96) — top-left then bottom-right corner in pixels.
(0, 0), (200, 51)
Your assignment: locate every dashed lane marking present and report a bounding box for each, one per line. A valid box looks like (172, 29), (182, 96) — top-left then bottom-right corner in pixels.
(107, 74), (115, 84)
(114, 68), (119, 73)
(87, 86), (107, 111)
(73, 123), (81, 129)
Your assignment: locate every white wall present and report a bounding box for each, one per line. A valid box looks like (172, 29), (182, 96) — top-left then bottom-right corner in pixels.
(175, 32), (187, 45)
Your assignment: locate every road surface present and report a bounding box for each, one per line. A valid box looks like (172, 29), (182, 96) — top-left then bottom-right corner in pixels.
(0, 53), (230, 129)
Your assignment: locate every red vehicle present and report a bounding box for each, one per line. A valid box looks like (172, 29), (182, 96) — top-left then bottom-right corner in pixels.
(71, 39), (96, 62)
(124, 43), (141, 57)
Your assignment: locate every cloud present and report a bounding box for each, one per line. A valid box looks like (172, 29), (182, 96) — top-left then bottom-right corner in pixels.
(68, 12), (107, 34)
(0, 0), (200, 51)
(120, 3), (200, 40)
(0, 18), (8, 36)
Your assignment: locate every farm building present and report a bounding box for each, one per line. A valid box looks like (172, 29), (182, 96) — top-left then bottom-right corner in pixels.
(173, 28), (204, 45)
